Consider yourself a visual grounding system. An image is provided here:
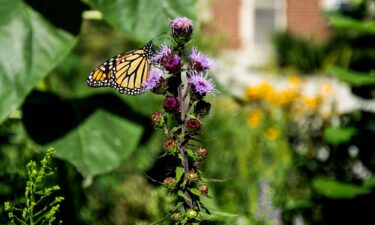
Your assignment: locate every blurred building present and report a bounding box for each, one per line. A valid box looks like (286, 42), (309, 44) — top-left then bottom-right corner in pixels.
(201, 0), (346, 66)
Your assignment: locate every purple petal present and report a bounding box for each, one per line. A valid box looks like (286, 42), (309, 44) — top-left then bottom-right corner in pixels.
(188, 71), (216, 95)
(143, 68), (164, 90)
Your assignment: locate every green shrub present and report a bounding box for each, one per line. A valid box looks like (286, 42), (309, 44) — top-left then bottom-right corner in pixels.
(4, 148), (64, 225)
(273, 31), (325, 74)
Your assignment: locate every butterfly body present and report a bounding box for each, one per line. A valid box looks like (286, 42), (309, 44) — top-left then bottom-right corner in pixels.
(87, 42), (154, 95)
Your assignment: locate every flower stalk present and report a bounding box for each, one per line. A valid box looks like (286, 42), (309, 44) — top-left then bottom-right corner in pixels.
(148, 17), (216, 224)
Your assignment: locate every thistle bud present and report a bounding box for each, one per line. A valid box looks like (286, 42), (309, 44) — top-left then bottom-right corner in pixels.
(163, 96), (179, 113)
(196, 147), (208, 158)
(170, 17), (193, 43)
(186, 170), (198, 181)
(186, 118), (201, 131)
(199, 185), (208, 195)
(150, 112), (164, 127)
(163, 55), (182, 73)
(164, 177), (175, 186)
(164, 139), (177, 153)
(187, 209), (198, 218)
(171, 212), (181, 221)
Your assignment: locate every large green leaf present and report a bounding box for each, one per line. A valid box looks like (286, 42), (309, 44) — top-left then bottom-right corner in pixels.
(329, 66), (375, 87)
(0, 0), (76, 123)
(50, 110), (143, 178)
(84, 0), (198, 43)
(326, 12), (375, 34)
(323, 126), (356, 145)
(313, 178), (370, 199)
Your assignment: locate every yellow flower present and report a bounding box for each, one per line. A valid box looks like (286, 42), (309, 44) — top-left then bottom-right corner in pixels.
(244, 86), (261, 102)
(244, 82), (274, 103)
(287, 74), (302, 88)
(247, 109), (263, 128)
(265, 127), (280, 140)
(269, 89), (299, 106)
(259, 82), (274, 102)
(321, 83), (333, 96)
(302, 96), (321, 109)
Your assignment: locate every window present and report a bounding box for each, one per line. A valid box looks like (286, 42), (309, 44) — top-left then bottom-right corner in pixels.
(254, 0), (284, 46)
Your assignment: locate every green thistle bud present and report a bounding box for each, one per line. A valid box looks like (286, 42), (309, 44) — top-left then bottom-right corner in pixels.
(151, 112), (165, 127)
(187, 209), (198, 218)
(164, 177), (175, 186)
(171, 212), (181, 221)
(186, 170), (198, 181)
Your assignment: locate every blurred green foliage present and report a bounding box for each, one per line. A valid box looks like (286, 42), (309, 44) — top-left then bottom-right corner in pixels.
(201, 96), (293, 224)
(0, 0), (198, 224)
(1, 0), (375, 225)
(273, 32), (324, 74)
(285, 1), (375, 224)
(4, 148), (64, 225)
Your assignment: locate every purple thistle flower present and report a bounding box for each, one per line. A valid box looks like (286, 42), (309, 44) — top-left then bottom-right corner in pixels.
(152, 43), (172, 64)
(164, 55), (182, 72)
(189, 48), (215, 71)
(188, 72), (216, 95)
(170, 17), (193, 35)
(143, 68), (164, 91)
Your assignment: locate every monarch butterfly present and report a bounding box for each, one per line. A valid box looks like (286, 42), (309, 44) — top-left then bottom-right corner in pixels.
(86, 41), (154, 95)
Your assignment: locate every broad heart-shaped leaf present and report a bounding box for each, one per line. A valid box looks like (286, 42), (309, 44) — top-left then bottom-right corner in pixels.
(84, 0), (198, 43)
(49, 110), (143, 178)
(0, 0), (76, 123)
(313, 178), (370, 199)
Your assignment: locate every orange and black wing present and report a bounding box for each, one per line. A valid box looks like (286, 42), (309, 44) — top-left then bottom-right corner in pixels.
(110, 49), (151, 95)
(86, 59), (114, 88)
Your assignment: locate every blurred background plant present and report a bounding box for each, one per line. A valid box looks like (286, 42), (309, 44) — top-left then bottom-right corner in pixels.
(4, 148), (64, 225)
(1, 0), (375, 224)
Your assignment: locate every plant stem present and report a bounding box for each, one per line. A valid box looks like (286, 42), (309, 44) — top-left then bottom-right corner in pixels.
(178, 83), (194, 210)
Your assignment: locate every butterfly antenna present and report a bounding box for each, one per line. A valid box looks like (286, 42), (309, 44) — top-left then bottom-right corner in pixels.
(150, 32), (167, 42)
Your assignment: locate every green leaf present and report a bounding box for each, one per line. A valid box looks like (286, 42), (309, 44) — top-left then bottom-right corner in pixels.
(285, 198), (313, 209)
(323, 126), (356, 145)
(177, 190), (185, 198)
(329, 66), (375, 87)
(0, 0), (76, 123)
(197, 211), (238, 222)
(175, 167), (184, 183)
(326, 12), (375, 34)
(49, 110), (143, 178)
(363, 175), (375, 189)
(190, 188), (201, 196)
(84, 0), (198, 43)
(313, 178), (370, 199)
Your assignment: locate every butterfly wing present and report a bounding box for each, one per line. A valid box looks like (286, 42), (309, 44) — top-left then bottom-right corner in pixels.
(111, 49), (151, 95)
(86, 59), (114, 88)
(87, 41), (154, 95)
